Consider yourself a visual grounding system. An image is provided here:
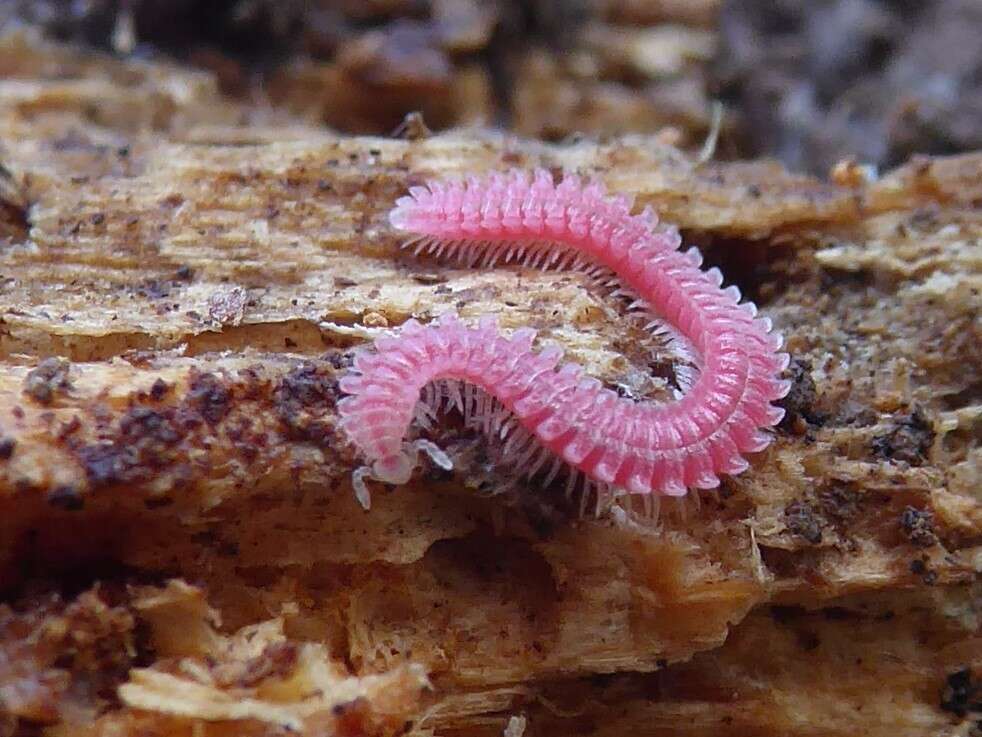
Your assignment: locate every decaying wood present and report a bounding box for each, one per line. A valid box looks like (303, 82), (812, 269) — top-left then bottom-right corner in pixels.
(0, 29), (979, 737)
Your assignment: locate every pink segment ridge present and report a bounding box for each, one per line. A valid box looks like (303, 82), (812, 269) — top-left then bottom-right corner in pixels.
(337, 169), (791, 508)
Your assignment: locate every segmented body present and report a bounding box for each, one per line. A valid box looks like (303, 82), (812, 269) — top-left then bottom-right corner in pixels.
(337, 169), (791, 508)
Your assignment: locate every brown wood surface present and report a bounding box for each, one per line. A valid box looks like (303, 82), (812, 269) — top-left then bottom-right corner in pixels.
(0, 28), (979, 737)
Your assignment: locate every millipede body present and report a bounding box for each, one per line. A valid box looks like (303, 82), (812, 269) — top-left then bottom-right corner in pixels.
(337, 169), (791, 509)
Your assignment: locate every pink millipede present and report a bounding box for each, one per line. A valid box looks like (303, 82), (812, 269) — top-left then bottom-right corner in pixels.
(337, 169), (791, 510)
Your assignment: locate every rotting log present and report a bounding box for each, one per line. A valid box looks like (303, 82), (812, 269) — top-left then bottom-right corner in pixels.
(0, 29), (980, 737)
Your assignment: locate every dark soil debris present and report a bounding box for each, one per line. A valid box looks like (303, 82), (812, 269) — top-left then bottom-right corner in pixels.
(148, 378), (170, 401)
(817, 485), (861, 524)
(777, 358), (823, 431)
(274, 361), (341, 448)
(784, 500), (823, 545)
(899, 506), (937, 548)
(871, 407), (935, 466)
(940, 668), (982, 719)
(0, 437), (15, 460)
(187, 371), (232, 426)
(75, 442), (139, 489)
(909, 557), (937, 585)
(73, 405), (186, 490)
(23, 358), (72, 405)
(46, 484), (84, 511)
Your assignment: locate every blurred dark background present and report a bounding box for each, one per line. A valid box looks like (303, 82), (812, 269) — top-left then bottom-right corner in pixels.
(3, 0), (980, 175)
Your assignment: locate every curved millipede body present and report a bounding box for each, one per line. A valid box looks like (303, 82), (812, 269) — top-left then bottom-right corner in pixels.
(337, 169), (791, 508)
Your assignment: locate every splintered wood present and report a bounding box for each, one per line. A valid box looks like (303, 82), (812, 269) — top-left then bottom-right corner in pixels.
(0, 29), (979, 737)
